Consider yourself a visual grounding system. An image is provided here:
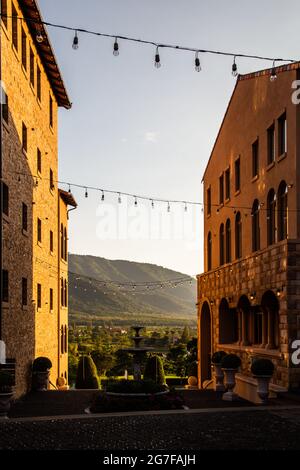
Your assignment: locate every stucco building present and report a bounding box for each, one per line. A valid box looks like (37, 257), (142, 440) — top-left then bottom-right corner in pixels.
(1, 0), (76, 396)
(197, 62), (300, 398)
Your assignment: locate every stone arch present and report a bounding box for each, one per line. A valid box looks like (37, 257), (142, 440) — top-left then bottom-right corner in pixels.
(199, 301), (212, 387)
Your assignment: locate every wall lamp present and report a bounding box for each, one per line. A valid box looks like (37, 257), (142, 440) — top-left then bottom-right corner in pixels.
(250, 291), (256, 301)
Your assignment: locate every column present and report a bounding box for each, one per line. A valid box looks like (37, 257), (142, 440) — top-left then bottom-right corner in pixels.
(241, 309), (249, 346)
(237, 309), (242, 345)
(266, 308), (275, 349)
(260, 310), (267, 348)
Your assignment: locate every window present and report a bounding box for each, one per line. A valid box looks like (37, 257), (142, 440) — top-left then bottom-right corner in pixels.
(278, 181), (288, 241)
(61, 325), (64, 353)
(12, 4), (18, 50)
(37, 148), (42, 173)
(252, 199), (260, 252)
(22, 278), (27, 306)
(235, 212), (242, 259)
(207, 232), (212, 271)
(252, 139), (259, 178)
(219, 223), (225, 266)
(30, 48), (34, 87)
(2, 270), (8, 302)
(64, 279), (67, 307)
(22, 203), (28, 231)
(64, 227), (67, 261)
(64, 325), (68, 354)
(225, 218), (231, 263)
(278, 112), (287, 156)
(50, 288), (53, 311)
(37, 65), (41, 101)
(235, 157), (240, 192)
(267, 189), (276, 246)
(61, 278), (64, 306)
(219, 174), (224, 204)
(267, 124), (275, 165)
(1, 0), (7, 28)
(2, 182), (8, 216)
(21, 28), (27, 70)
(37, 218), (42, 243)
(207, 187), (211, 216)
(50, 230), (54, 252)
(50, 169), (54, 190)
(49, 95), (53, 127)
(37, 283), (42, 309)
(22, 122), (27, 153)
(2, 90), (8, 124)
(225, 168), (230, 200)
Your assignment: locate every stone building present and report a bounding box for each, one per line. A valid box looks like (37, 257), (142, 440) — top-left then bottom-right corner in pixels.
(197, 62), (300, 399)
(1, 0), (76, 396)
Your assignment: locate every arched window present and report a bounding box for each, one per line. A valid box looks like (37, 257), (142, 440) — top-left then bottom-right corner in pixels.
(252, 200), (260, 252)
(219, 224), (225, 266)
(278, 181), (288, 241)
(64, 227), (67, 261)
(267, 189), (276, 246)
(235, 212), (242, 259)
(207, 232), (212, 271)
(64, 325), (68, 354)
(61, 325), (64, 354)
(225, 219), (231, 263)
(60, 223), (64, 259)
(61, 278), (64, 307)
(64, 279), (67, 307)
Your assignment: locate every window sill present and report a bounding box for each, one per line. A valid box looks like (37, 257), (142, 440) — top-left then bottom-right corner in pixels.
(21, 64), (28, 80)
(2, 120), (9, 132)
(60, 258), (68, 265)
(1, 22), (9, 39)
(251, 175), (259, 183)
(217, 343), (282, 358)
(37, 241), (43, 248)
(1, 301), (9, 309)
(266, 161), (275, 172)
(30, 82), (35, 96)
(225, 197), (230, 205)
(3, 213), (9, 224)
(49, 186), (55, 196)
(12, 44), (20, 62)
(50, 251), (54, 256)
(49, 125), (54, 135)
(22, 229), (29, 237)
(278, 152), (287, 163)
(206, 213), (211, 219)
(234, 189), (241, 197)
(37, 97), (42, 109)
(22, 148), (28, 158)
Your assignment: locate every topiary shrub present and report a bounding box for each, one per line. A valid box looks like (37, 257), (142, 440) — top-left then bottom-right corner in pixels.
(75, 355), (99, 389)
(251, 358), (274, 377)
(211, 351), (227, 364)
(32, 357), (52, 372)
(143, 355), (166, 385)
(0, 370), (15, 392)
(221, 353), (241, 369)
(187, 361), (198, 377)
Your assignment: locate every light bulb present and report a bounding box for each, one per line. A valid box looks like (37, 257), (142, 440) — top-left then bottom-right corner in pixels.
(68, 185), (71, 193)
(118, 193), (122, 203)
(36, 27), (44, 43)
(167, 202), (170, 212)
(151, 200), (154, 209)
(232, 56), (238, 77)
(113, 38), (119, 56)
(184, 203), (188, 212)
(72, 31), (79, 50)
(101, 191), (105, 201)
(195, 52), (201, 72)
(270, 61), (277, 82)
(154, 46), (161, 68)
(85, 188), (88, 198)
(134, 197), (138, 206)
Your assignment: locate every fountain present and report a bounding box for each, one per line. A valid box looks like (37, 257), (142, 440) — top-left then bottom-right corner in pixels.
(122, 326), (153, 380)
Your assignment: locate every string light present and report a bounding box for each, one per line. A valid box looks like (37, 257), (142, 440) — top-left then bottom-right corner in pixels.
(167, 202), (171, 212)
(113, 37), (119, 56)
(154, 46), (161, 69)
(72, 30), (79, 50)
(85, 188), (88, 198)
(270, 60), (277, 82)
(118, 193), (122, 204)
(68, 184), (71, 193)
(134, 196), (138, 206)
(36, 25), (44, 43)
(151, 200), (154, 209)
(101, 190), (105, 201)
(184, 203), (188, 212)
(195, 51), (201, 72)
(232, 56), (238, 77)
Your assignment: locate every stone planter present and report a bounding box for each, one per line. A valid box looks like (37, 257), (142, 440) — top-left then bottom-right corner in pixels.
(213, 364), (225, 392)
(0, 390), (13, 419)
(254, 375), (272, 404)
(32, 370), (50, 391)
(222, 368), (239, 401)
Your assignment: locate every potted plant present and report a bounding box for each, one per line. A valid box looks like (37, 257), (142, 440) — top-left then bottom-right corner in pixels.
(211, 351), (227, 392)
(0, 370), (15, 419)
(251, 358), (274, 404)
(32, 357), (52, 391)
(221, 353), (241, 401)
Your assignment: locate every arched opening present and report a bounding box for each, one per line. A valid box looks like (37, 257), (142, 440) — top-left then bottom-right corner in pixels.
(267, 189), (276, 246)
(235, 211), (242, 259)
(278, 181), (288, 241)
(225, 218), (231, 263)
(261, 290), (279, 349)
(219, 298), (238, 344)
(252, 199), (260, 252)
(207, 231), (212, 271)
(200, 302), (212, 386)
(219, 223), (225, 266)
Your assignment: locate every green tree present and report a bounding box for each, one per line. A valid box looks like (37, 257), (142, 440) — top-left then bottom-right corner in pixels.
(75, 355), (99, 389)
(144, 355), (166, 385)
(91, 349), (115, 375)
(181, 326), (190, 344)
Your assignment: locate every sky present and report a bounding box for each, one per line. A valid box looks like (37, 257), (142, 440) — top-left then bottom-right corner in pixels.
(38, 0), (300, 276)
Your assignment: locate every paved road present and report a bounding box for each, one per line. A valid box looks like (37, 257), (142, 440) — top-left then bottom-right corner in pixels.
(1, 408), (300, 450)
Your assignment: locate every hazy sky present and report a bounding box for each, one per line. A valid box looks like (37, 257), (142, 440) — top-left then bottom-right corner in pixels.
(38, 0), (300, 275)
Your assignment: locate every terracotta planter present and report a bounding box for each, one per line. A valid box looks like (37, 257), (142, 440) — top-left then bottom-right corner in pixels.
(0, 390), (13, 419)
(254, 375), (272, 404)
(222, 368), (239, 401)
(32, 370), (50, 391)
(213, 364), (225, 392)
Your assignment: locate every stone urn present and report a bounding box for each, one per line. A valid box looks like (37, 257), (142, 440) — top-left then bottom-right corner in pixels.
(211, 351), (227, 392)
(221, 354), (241, 401)
(31, 357), (52, 392)
(254, 376), (272, 404)
(251, 358), (275, 404)
(0, 390), (14, 419)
